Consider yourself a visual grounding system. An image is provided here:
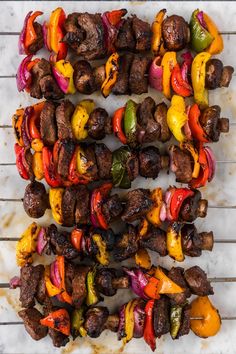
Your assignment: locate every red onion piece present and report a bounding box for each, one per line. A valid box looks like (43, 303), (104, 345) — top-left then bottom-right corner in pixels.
(90, 191), (99, 227)
(36, 227), (47, 255)
(149, 56), (163, 92)
(181, 51), (193, 70)
(183, 120), (192, 140)
(117, 304), (126, 340)
(133, 301), (146, 338)
(52, 66), (69, 94)
(165, 189), (175, 221)
(196, 11), (207, 29)
(42, 21), (51, 51)
(18, 11), (32, 54)
(160, 202), (167, 222)
(50, 260), (61, 289)
(181, 62), (189, 82)
(16, 54), (33, 92)
(123, 268), (148, 299)
(204, 146), (216, 182)
(9, 276), (21, 289)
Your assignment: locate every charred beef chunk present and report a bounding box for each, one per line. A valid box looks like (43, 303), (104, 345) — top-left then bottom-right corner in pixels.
(55, 100), (74, 140)
(104, 314), (120, 332)
(93, 65), (106, 89)
(115, 18), (135, 51)
(83, 144), (99, 180)
(47, 224), (79, 259)
(94, 143), (112, 180)
(153, 297), (170, 337)
(179, 190), (207, 222)
(121, 189), (153, 222)
(72, 265), (90, 308)
(137, 97), (160, 143)
(205, 59), (223, 89)
(48, 329), (69, 348)
(40, 101), (57, 146)
(27, 22), (44, 54)
(167, 267), (191, 305)
(101, 194), (123, 224)
(23, 181), (48, 218)
(40, 75), (64, 100)
(162, 15), (190, 51)
(19, 264), (44, 308)
(114, 224), (139, 261)
(73, 60), (96, 94)
(184, 266), (214, 296)
(18, 308), (48, 341)
(64, 261), (75, 295)
(112, 54), (133, 95)
(181, 224), (203, 257)
(198, 231), (214, 251)
(84, 307), (109, 338)
(126, 151), (139, 181)
(140, 226), (167, 256)
(74, 185), (90, 224)
(87, 108), (112, 140)
(200, 105), (229, 142)
(61, 186), (78, 226)
(63, 13), (84, 52)
(95, 268), (117, 296)
(139, 146), (161, 179)
(169, 145), (193, 183)
(177, 304), (191, 338)
(220, 66), (234, 87)
(75, 13), (106, 60)
(36, 268), (47, 304)
(129, 56), (151, 94)
(154, 102), (171, 142)
(30, 58), (51, 99)
(132, 15), (151, 51)
(24, 148), (34, 181)
(57, 139), (75, 180)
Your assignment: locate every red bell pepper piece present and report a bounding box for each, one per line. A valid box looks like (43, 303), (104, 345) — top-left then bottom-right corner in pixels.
(112, 107), (127, 144)
(40, 308), (70, 336)
(144, 299), (156, 351)
(42, 147), (61, 187)
(28, 102), (44, 139)
(106, 9), (127, 26)
(188, 103), (209, 142)
(71, 228), (83, 251)
(190, 144), (209, 188)
(170, 188), (194, 221)
(91, 183), (113, 230)
(14, 143), (30, 180)
(24, 11), (43, 54)
(171, 63), (192, 97)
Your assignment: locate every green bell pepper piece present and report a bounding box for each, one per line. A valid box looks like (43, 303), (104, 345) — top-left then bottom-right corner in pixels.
(170, 305), (182, 339)
(71, 307), (87, 339)
(190, 9), (213, 52)
(86, 267), (99, 306)
(111, 146), (132, 189)
(124, 99), (137, 146)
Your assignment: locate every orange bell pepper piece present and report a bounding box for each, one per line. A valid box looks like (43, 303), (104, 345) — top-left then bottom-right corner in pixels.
(40, 309), (70, 336)
(49, 8), (67, 60)
(154, 267), (184, 294)
(45, 266), (61, 297)
(135, 249), (151, 270)
(138, 218), (149, 238)
(203, 13), (224, 55)
(161, 52), (177, 99)
(12, 108), (25, 146)
(57, 256), (72, 304)
(71, 228), (83, 251)
(151, 9), (166, 55)
(25, 11), (43, 52)
(146, 188), (163, 227)
(144, 276), (161, 299)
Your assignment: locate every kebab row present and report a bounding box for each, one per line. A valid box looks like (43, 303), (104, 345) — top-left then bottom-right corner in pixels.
(11, 257), (220, 349)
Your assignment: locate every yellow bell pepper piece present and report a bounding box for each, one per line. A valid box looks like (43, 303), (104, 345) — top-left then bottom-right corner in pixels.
(203, 13), (224, 55)
(101, 52), (119, 98)
(49, 188), (64, 225)
(166, 223), (184, 262)
(138, 218), (149, 237)
(155, 267), (184, 294)
(76, 146), (94, 176)
(146, 188), (163, 227)
(16, 222), (41, 267)
(32, 152), (44, 180)
(54, 60), (76, 94)
(31, 138), (44, 152)
(191, 52), (211, 109)
(71, 104), (89, 140)
(167, 95), (188, 142)
(124, 299), (139, 344)
(135, 248), (151, 269)
(180, 142), (200, 178)
(92, 234), (109, 266)
(151, 9), (166, 55)
(79, 99), (95, 115)
(161, 52), (177, 99)
(45, 266), (61, 297)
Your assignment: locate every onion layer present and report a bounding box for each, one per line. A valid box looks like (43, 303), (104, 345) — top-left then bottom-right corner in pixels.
(149, 56), (163, 92)
(18, 11), (32, 54)
(204, 146), (216, 182)
(36, 227), (47, 255)
(123, 268), (148, 299)
(16, 55), (33, 92)
(52, 66), (69, 93)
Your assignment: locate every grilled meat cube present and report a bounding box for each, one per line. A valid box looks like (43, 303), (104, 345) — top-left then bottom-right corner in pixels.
(40, 75), (64, 100)
(94, 143), (112, 180)
(104, 314), (120, 332)
(84, 307), (109, 338)
(181, 224), (203, 257)
(112, 54), (133, 95)
(18, 308), (48, 341)
(169, 145), (193, 183)
(72, 265), (90, 308)
(74, 185), (90, 224)
(220, 65), (234, 87)
(48, 329), (69, 348)
(154, 102), (171, 142)
(153, 297), (170, 337)
(36, 268), (47, 304)
(75, 13), (106, 60)
(137, 97), (160, 143)
(87, 108), (111, 140)
(40, 101), (57, 146)
(27, 22), (44, 54)
(64, 261), (75, 295)
(114, 224), (139, 261)
(55, 100), (74, 140)
(95, 268), (117, 296)
(24, 148), (34, 181)
(140, 226), (167, 256)
(63, 13), (85, 52)
(176, 303), (191, 338)
(83, 144), (99, 180)
(47, 224), (79, 260)
(19, 264), (44, 308)
(198, 231), (214, 251)
(101, 194), (123, 224)
(205, 59), (223, 89)
(179, 190), (207, 222)
(168, 267), (191, 305)
(57, 139), (75, 180)
(115, 18), (135, 51)
(200, 105), (228, 142)
(30, 58), (51, 99)
(129, 56), (151, 94)
(23, 181), (48, 218)
(61, 186), (78, 226)
(162, 15), (190, 51)
(93, 64), (106, 89)
(132, 15), (151, 51)
(184, 266), (214, 296)
(139, 146), (162, 179)
(121, 189), (153, 222)
(73, 60), (96, 94)
(126, 151), (139, 181)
